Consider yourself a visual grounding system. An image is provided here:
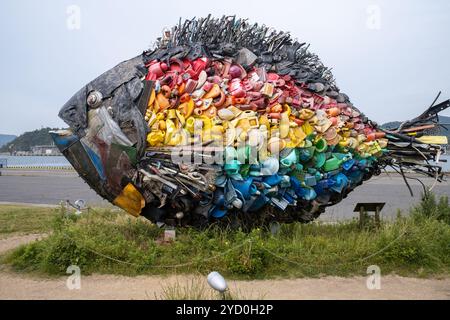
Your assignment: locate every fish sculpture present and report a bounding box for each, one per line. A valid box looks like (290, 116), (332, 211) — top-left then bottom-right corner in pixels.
(51, 16), (449, 228)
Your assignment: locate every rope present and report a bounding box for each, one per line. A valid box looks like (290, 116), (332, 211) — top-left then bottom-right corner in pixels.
(259, 228), (407, 267)
(61, 232), (252, 269)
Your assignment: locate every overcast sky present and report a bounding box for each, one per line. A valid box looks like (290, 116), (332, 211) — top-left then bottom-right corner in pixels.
(0, 0), (449, 135)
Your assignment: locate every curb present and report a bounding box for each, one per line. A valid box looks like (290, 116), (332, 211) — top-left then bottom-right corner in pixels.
(0, 201), (60, 208)
(4, 166), (74, 171)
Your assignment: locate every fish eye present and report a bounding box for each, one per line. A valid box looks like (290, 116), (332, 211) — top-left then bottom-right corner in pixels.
(87, 90), (103, 108)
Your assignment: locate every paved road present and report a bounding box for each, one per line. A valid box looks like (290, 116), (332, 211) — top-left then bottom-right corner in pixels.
(0, 169), (110, 207)
(0, 169), (448, 221)
(320, 174), (449, 221)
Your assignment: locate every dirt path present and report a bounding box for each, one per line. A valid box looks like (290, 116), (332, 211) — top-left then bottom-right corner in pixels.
(1, 272), (449, 300)
(0, 234), (449, 300)
(0, 233), (47, 253)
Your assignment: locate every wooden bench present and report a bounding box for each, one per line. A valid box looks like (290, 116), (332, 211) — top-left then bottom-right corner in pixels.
(354, 202), (385, 228)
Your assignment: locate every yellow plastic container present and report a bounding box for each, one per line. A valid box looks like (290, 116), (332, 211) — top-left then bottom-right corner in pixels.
(113, 183), (145, 217)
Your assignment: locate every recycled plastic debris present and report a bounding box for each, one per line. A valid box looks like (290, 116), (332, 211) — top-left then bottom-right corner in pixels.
(51, 16), (449, 228)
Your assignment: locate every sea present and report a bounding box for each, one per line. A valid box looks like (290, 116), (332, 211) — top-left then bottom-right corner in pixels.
(0, 155), (71, 168)
(0, 154), (449, 171)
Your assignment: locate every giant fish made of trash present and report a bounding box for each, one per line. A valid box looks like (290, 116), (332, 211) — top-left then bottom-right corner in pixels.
(51, 16), (449, 228)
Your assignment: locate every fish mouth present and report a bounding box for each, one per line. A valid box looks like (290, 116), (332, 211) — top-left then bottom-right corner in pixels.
(50, 129), (112, 200)
(49, 125), (129, 202)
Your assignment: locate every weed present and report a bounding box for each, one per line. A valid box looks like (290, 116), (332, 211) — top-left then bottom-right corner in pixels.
(156, 276), (258, 300)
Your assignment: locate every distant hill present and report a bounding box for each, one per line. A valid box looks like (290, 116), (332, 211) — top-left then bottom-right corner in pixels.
(382, 115), (450, 148)
(0, 128), (60, 153)
(0, 134), (17, 148)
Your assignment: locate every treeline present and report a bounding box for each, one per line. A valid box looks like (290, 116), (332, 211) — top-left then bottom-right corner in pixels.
(0, 128), (60, 152)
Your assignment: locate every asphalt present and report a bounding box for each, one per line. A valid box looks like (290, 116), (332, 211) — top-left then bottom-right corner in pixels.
(320, 174), (450, 221)
(0, 169), (111, 207)
(0, 169), (449, 221)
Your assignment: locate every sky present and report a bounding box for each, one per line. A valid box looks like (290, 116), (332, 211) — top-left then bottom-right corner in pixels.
(0, 0), (449, 135)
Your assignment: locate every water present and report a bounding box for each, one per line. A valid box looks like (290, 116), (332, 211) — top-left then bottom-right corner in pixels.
(0, 155), (71, 168)
(0, 154), (448, 171)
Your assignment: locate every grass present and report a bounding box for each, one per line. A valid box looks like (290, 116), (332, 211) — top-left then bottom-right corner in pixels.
(156, 276), (259, 300)
(0, 205), (57, 237)
(0, 194), (449, 279)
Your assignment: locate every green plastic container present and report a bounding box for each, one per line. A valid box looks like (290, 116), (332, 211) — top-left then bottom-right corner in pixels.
(236, 146), (250, 163)
(224, 159), (241, 175)
(314, 138), (328, 153)
(280, 149), (298, 167)
(324, 156), (342, 172)
(312, 152), (326, 169)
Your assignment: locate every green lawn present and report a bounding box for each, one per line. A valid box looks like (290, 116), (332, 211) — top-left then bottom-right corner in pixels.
(0, 205), (57, 237)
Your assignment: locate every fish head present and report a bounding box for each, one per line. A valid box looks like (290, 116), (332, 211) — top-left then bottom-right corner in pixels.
(51, 55), (149, 214)
(58, 55), (147, 141)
